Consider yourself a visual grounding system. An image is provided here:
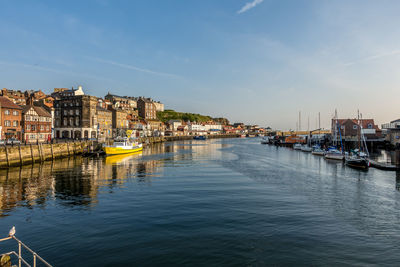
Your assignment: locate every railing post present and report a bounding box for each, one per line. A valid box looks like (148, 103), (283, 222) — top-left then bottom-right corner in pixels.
(33, 253), (37, 267)
(18, 240), (21, 267)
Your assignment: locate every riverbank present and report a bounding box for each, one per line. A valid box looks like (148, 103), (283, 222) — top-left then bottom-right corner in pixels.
(0, 134), (241, 168)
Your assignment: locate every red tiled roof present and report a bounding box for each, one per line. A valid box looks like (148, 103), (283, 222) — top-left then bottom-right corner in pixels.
(0, 96), (22, 109)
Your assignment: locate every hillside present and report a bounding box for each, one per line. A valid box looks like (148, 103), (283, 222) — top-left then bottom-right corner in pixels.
(157, 110), (228, 124)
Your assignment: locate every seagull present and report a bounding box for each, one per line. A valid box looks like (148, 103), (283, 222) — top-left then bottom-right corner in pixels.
(8, 226), (15, 237)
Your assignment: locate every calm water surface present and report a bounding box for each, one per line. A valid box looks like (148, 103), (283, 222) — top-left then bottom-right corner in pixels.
(0, 138), (400, 266)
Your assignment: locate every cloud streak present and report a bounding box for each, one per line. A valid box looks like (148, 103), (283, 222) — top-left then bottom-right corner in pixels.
(343, 50), (400, 66)
(237, 0), (264, 14)
(87, 57), (182, 79)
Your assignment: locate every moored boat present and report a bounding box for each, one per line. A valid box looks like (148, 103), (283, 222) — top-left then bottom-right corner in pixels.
(324, 147), (344, 160)
(301, 145), (312, 152)
(311, 145), (325, 156)
(261, 136), (269, 144)
(293, 143), (302, 150)
(345, 156), (369, 169)
(103, 137), (143, 156)
(194, 135), (207, 140)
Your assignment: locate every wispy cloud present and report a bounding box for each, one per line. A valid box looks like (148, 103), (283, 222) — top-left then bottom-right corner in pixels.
(87, 57), (182, 79)
(237, 0), (264, 14)
(343, 50), (400, 66)
(0, 61), (117, 83)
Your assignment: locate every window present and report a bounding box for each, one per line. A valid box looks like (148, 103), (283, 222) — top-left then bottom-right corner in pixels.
(341, 125), (345, 129)
(55, 110), (59, 116)
(55, 119), (60, 127)
(31, 125), (36, 131)
(4, 120), (10, 126)
(63, 118), (67, 126)
(368, 123), (373, 129)
(70, 103), (73, 107)
(13, 111), (19, 116)
(31, 134), (36, 139)
(76, 109), (79, 115)
(69, 110), (73, 115)
(13, 121), (18, 127)
(63, 110), (67, 116)
(27, 125), (31, 130)
(75, 117), (80, 126)
(40, 125), (44, 131)
(46, 126), (50, 131)
(353, 125), (358, 129)
(26, 115), (30, 121)
(4, 110), (10, 115)
(69, 118), (73, 126)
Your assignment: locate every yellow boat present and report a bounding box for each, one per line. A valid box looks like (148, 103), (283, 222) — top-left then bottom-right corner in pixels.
(103, 137), (143, 156)
(105, 151), (142, 165)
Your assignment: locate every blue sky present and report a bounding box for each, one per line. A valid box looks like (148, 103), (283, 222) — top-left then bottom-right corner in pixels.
(1, 0), (400, 129)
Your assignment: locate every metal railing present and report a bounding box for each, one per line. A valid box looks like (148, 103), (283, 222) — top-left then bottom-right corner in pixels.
(0, 235), (52, 267)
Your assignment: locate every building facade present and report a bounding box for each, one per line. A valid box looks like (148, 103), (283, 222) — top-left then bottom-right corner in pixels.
(96, 106), (112, 140)
(54, 94), (98, 139)
(137, 98), (157, 120)
(22, 105), (52, 143)
(0, 96), (23, 140)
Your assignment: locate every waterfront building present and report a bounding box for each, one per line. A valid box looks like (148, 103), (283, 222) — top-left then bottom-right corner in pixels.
(111, 108), (129, 137)
(382, 119), (400, 146)
(96, 106), (112, 141)
(188, 123), (206, 135)
(22, 102), (52, 143)
(332, 119), (382, 141)
(0, 96), (23, 140)
(137, 98), (157, 120)
(54, 88), (98, 139)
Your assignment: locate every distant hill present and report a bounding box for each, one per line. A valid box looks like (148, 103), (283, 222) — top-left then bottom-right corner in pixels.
(157, 110), (229, 124)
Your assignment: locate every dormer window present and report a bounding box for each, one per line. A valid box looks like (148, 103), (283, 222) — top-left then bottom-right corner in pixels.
(368, 123), (373, 129)
(353, 125), (358, 130)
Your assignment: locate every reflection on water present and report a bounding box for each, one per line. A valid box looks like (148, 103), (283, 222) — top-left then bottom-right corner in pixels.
(1, 138), (400, 266)
(0, 140), (229, 216)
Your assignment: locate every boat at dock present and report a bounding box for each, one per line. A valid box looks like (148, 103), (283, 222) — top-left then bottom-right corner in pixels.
(324, 147), (344, 160)
(369, 160), (400, 171)
(103, 137), (143, 156)
(345, 156), (370, 169)
(293, 143), (302, 150)
(311, 145), (325, 156)
(261, 136), (269, 144)
(301, 145), (312, 152)
(193, 135), (207, 140)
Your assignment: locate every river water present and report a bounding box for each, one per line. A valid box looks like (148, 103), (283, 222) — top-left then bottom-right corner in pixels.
(0, 138), (400, 266)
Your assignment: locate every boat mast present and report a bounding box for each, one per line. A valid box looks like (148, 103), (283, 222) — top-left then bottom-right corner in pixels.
(358, 110), (361, 152)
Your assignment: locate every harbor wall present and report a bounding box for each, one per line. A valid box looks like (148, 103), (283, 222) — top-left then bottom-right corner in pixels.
(0, 142), (87, 168)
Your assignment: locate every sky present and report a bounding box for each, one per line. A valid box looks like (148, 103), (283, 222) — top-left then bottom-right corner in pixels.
(0, 0), (400, 130)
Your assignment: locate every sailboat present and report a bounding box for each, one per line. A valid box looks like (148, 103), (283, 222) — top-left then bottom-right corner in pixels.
(345, 111), (370, 170)
(312, 113), (325, 155)
(325, 110), (344, 160)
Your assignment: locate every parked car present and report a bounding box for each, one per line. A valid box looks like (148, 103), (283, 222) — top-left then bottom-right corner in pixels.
(6, 138), (21, 145)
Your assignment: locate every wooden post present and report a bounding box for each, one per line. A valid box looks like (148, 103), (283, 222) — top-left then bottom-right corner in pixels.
(39, 143), (43, 162)
(18, 144), (22, 165)
(5, 145), (9, 167)
(50, 143), (54, 160)
(30, 143), (34, 163)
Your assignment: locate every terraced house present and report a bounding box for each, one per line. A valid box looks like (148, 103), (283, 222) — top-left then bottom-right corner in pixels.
(22, 104), (52, 143)
(0, 96), (22, 140)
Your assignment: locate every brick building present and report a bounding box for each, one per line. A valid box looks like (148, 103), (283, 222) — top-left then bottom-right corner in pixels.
(137, 98), (157, 120)
(0, 96), (23, 140)
(22, 104), (52, 143)
(96, 106), (112, 140)
(332, 118), (382, 141)
(54, 92), (98, 139)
